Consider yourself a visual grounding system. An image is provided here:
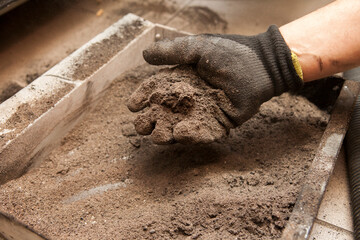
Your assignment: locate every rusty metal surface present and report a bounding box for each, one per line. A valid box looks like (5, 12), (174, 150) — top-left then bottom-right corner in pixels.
(281, 80), (360, 240)
(0, 211), (47, 240)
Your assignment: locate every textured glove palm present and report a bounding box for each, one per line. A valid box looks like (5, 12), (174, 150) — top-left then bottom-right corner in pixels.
(143, 25), (303, 126)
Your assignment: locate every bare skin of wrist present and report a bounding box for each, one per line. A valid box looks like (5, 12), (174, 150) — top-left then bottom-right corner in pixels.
(280, 0), (360, 82)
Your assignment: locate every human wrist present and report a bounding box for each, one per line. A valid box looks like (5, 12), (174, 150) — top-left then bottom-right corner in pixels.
(279, 0), (360, 82)
(278, 27), (318, 82)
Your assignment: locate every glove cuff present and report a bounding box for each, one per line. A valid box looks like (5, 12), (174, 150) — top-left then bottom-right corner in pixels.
(256, 25), (304, 95)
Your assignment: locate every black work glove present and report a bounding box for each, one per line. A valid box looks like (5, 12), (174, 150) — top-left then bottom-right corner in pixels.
(142, 25), (303, 126)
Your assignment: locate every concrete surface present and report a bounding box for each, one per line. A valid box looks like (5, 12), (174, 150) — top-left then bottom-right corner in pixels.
(309, 148), (354, 239)
(167, 0), (332, 34)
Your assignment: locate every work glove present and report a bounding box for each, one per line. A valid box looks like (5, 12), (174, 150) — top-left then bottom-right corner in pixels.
(142, 25), (303, 126)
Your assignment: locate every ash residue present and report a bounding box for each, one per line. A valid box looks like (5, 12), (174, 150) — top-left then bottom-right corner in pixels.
(114, 0), (177, 17)
(0, 82), (23, 104)
(177, 6), (228, 33)
(71, 20), (145, 80)
(0, 84), (74, 148)
(181, 6), (228, 31)
(127, 66), (237, 144)
(25, 72), (41, 84)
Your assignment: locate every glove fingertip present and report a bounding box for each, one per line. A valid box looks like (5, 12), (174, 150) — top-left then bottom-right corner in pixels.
(127, 95), (148, 112)
(134, 113), (154, 135)
(151, 120), (174, 145)
(173, 120), (224, 144)
(143, 36), (202, 65)
(143, 41), (173, 65)
(142, 48), (160, 65)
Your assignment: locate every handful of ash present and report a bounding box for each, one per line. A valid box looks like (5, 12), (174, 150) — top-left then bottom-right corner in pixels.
(127, 66), (238, 144)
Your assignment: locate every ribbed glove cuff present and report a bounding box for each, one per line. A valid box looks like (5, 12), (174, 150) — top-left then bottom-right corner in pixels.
(255, 25), (304, 95)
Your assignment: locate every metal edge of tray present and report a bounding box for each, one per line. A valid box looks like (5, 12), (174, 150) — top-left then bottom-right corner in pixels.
(281, 80), (360, 239)
(0, 211), (47, 240)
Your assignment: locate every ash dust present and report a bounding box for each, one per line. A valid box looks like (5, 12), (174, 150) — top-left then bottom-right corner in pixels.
(114, 0), (177, 17)
(127, 66), (237, 144)
(0, 83), (74, 149)
(71, 19), (145, 81)
(178, 6), (228, 33)
(0, 82), (23, 104)
(114, 0), (228, 33)
(0, 64), (330, 239)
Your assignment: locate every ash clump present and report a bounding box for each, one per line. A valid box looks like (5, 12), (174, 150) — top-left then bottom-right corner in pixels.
(127, 66), (238, 144)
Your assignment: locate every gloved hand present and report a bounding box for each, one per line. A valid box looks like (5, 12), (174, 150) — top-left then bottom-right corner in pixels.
(143, 25), (303, 126)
